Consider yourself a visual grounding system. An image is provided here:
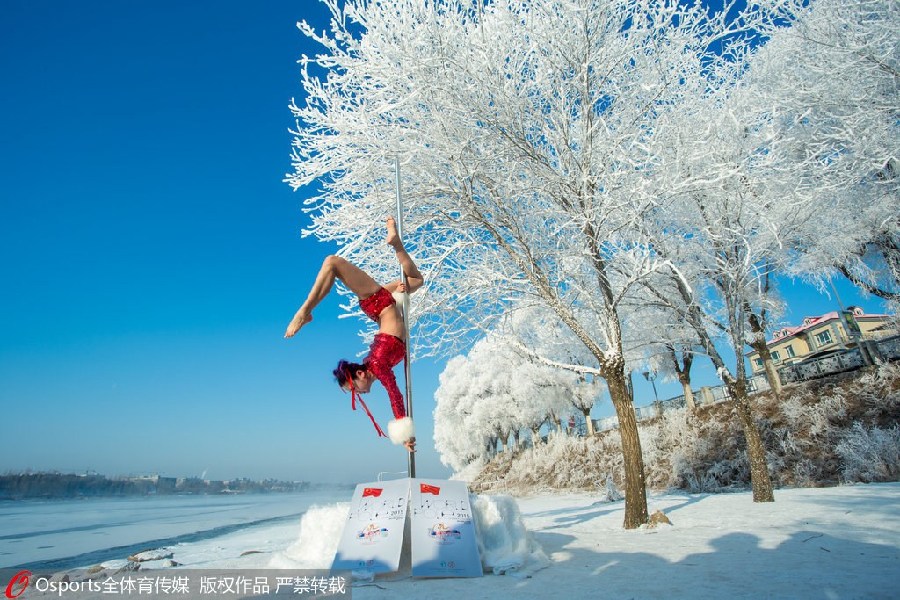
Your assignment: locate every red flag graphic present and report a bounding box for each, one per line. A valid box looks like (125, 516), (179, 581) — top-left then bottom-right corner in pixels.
(420, 483), (441, 496)
(362, 487), (383, 498)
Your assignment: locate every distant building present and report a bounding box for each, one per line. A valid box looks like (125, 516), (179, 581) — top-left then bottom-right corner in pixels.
(125, 474), (177, 493)
(747, 307), (897, 374)
(157, 476), (177, 493)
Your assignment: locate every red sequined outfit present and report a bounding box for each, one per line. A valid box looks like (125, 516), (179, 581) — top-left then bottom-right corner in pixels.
(348, 289), (408, 438)
(359, 287), (395, 321)
(364, 333), (407, 421)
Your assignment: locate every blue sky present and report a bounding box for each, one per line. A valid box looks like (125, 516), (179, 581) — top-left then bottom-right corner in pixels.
(0, 1), (889, 484)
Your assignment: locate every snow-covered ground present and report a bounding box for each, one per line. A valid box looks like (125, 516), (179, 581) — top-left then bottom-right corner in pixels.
(93, 482), (899, 599)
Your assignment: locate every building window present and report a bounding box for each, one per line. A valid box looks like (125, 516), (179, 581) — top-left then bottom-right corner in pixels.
(771, 350), (781, 361)
(755, 358), (764, 367)
(785, 345), (795, 358)
(815, 330), (833, 346)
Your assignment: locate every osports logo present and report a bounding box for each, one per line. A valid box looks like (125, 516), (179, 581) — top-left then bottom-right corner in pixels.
(5, 570), (31, 599)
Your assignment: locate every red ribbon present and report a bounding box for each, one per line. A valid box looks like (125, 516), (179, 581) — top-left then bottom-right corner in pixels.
(348, 370), (386, 438)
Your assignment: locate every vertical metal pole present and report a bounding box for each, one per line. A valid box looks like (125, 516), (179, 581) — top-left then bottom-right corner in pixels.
(394, 156), (416, 478)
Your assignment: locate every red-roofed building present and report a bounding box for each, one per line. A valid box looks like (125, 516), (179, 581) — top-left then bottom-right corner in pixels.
(747, 307), (897, 374)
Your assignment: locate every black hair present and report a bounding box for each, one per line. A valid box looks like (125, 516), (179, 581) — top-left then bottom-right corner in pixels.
(334, 359), (366, 388)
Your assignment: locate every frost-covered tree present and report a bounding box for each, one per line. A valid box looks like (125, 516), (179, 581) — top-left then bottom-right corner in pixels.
(744, 0), (900, 309)
(632, 1), (898, 505)
(434, 330), (582, 469)
(640, 72), (823, 501)
(433, 355), (486, 472)
(495, 303), (603, 432)
(569, 375), (605, 436)
(434, 341), (527, 470)
(287, 0), (788, 528)
(637, 0), (899, 498)
(622, 297), (707, 410)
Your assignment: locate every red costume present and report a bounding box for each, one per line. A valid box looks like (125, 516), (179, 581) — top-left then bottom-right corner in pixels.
(348, 288), (415, 445)
(365, 333), (407, 421)
(359, 287), (396, 321)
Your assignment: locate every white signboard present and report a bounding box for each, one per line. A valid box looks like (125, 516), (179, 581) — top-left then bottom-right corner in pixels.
(331, 478), (410, 574)
(409, 478), (483, 578)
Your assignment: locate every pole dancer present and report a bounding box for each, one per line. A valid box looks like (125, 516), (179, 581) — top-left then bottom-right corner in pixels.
(284, 217), (424, 453)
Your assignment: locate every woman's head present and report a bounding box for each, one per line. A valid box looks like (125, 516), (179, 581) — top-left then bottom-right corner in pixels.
(334, 360), (370, 393)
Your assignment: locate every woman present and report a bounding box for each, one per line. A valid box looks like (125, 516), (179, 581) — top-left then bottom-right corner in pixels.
(284, 217), (424, 453)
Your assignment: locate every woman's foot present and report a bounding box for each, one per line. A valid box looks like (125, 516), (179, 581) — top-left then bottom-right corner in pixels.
(284, 309), (313, 338)
(386, 216), (403, 250)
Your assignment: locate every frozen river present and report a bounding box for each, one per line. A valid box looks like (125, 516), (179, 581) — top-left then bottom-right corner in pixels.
(0, 490), (346, 570)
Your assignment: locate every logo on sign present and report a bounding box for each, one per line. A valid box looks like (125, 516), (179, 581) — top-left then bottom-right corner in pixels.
(356, 523), (389, 545)
(428, 522), (462, 544)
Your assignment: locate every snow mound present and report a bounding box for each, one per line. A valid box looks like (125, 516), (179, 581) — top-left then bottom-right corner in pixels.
(472, 494), (549, 577)
(268, 503), (350, 569)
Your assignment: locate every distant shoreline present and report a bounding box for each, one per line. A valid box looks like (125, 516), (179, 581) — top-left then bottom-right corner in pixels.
(0, 472), (314, 501)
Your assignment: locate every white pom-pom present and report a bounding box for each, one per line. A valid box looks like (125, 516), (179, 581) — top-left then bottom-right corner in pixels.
(387, 417), (415, 445)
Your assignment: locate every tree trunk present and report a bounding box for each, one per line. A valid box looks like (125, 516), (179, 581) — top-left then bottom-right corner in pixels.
(761, 355), (783, 396)
(531, 426), (542, 446)
(581, 408), (595, 436)
(727, 379), (775, 502)
(748, 310), (783, 397)
(666, 271), (776, 504)
(605, 366), (650, 528)
(681, 378), (696, 411)
(669, 344), (696, 411)
(749, 344), (783, 397)
(549, 410), (563, 434)
(499, 432), (510, 453)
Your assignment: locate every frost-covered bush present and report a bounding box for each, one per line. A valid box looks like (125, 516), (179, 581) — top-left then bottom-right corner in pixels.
(639, 406), (751, 492)
(780, 391), (848, 439)
(766, 362), (900, 486)
(451, 457), (488, 486)
(760, 387), (849, 486)
(836, 423), (900, 483)
(471, 432), (623, 493)
(854, 363), (900, 425)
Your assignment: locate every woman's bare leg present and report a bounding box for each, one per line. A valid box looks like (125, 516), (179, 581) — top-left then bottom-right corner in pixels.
(385, 217), (424, 293)
(284, 255), (382, 338)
